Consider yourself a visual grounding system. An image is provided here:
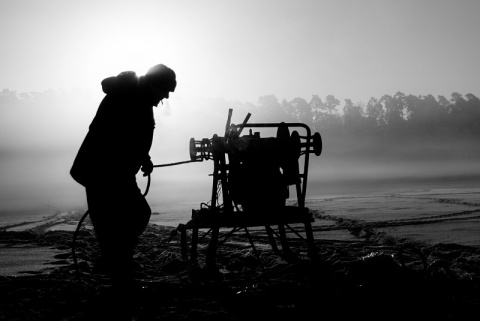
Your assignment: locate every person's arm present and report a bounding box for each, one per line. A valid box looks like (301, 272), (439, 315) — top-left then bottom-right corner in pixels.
(140, 117), (155, 176)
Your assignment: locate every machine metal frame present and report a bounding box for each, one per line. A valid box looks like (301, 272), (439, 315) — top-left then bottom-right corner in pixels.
(179, 109), (322, 268)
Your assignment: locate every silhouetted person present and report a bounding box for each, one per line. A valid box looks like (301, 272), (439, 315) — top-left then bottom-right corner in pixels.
(70, 64), (176, 304)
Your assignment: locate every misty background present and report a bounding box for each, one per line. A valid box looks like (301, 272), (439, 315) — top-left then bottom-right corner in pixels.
(1, 88), (479, 212)
(1, 0), (480, 212)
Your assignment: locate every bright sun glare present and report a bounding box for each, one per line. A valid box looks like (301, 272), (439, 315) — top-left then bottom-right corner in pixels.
(78, 5), (185, 89)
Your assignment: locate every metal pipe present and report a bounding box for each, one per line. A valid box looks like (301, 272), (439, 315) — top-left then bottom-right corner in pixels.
(237, 113), (251, 135)
(225, 108), (233, 136)
(153, 160), (201, 168)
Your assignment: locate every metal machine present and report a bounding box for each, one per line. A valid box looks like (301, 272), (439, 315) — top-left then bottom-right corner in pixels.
(178, 109), (322, 268)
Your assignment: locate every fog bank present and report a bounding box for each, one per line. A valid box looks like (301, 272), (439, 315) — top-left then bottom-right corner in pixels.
(1, 90), (479, 212)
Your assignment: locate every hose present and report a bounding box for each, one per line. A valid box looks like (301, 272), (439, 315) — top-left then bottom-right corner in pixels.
(72, 209), (90, 280)
(153, 160), (200, 168)
(72, 159), (198, 280)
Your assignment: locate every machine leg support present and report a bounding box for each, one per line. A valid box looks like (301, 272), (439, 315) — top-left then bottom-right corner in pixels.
(304, 221), (317, 259)
(265, 225), (280, 254)
(206, 227), (219, 270)
(180, 227), (188, 261)
(278, 224), (294, 259)
(190, 226), (199, 265)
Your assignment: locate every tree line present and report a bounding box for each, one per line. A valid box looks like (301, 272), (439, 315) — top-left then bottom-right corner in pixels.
(235, 91), (480, 141)
(2, 88), (480, 142)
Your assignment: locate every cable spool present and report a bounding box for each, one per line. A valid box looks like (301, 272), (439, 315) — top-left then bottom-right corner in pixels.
(189, 137), (212, 161)
(312, 132), (322, 156)
(280, 129), (300, 186)
(290, 131), (302, 159)
(290, 130), (322, 157)
(189, 138), (197, 161)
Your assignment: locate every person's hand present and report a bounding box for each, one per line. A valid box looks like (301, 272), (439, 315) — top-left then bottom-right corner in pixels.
(141, 159), (154, 177)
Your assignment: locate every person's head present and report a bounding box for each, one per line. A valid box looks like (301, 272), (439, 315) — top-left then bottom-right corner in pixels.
(144, 64), (176, 106)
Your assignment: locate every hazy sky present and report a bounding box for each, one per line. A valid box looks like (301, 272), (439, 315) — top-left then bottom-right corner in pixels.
(1, 0), (479, 103)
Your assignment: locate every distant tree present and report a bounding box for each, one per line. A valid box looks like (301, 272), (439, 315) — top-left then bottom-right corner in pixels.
(461, 93), (480, 135)
(343, 99), (365, 134)
(404, 94), (419, 120)
(447, 92), (468, 133)
(465, 93), (480, 105)
(324, 94), (340, 115)
(436, 95), (452, 134)
(310, 95), (323, 126)
(289, 97), (312, 125)
(255, 95), (284, 122)
(310, 95), (325, 132)
(311, 95), (342, 133)
(365, 96), (385, 130)
(449, 92), (466, 111)
(405, 94), (446, 136)
(465, 93), (480, 135)
(465, 93), (480, 117)
(380, 92), (406, 131)
(281, 99), (297, 123)
(437, 95), (451, 112)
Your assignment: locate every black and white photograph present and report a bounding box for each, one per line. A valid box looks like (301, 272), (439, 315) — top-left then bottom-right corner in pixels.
(1, 0), (479, 320)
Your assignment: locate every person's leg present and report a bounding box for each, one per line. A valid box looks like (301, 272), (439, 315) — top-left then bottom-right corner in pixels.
(86, 181), (151, 281)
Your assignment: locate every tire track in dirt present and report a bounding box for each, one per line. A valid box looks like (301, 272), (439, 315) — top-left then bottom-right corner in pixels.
(388, 193), (480, 207)
(311, 192), (480, 234)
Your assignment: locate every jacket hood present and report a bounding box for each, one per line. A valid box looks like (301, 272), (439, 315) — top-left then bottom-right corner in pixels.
(101, 71), (139, 94)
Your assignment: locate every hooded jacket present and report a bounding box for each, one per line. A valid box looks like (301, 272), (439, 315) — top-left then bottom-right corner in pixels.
(71, 71), (155, 187)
